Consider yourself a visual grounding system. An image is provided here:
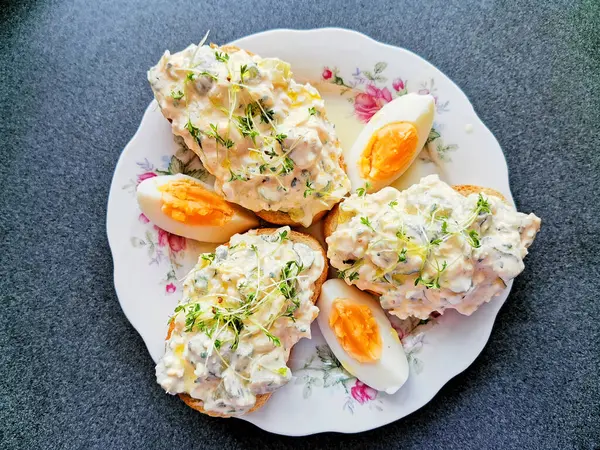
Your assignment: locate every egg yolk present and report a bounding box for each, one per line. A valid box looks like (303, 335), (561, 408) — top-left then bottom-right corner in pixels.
(329, 298), (382, 363)
(359, 122), (419, 181)
(159, 178), (234, 226)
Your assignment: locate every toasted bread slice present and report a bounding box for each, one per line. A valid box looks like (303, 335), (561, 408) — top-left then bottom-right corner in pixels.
(165, 228), (328, 418)
(256, 209), (329, 227)
(323, 185), (507, 240)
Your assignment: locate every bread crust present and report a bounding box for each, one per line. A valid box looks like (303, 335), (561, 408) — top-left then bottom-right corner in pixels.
(256, 209), (329, 227)
(165, 228), (327, 417)
(451, 185), (506, 202)
(322, 203), (341, 241)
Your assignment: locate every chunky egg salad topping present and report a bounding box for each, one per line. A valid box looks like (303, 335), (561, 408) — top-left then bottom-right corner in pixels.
(326, 175), (541, 320)
(156, 227), (323, 416)
(148, 43), (350, 226)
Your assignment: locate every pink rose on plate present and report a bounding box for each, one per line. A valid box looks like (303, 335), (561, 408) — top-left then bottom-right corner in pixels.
(354, 84), (392, 122)
(350, 380), (377, 404)
(165, 283), (176, 294)
(155, 226), (169, 247)
(154, 226), (186, 252)
(137, 172), (157, 183)
(138, 213), (150, 224)
(392, 78), (405, 91)
(167, 234), (186, 252)
(322, 67), (333, 80)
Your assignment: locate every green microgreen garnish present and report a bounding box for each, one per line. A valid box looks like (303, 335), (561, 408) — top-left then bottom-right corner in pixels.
(171, 90), (184, 100)
(467, 230), (481, 248)
(202, 253), (216, 263)
(275, 133), (287, 146)
(187, 70), (217, 81)
(239, 64), (249, 83)
(356, 182), (371, 197)
(265, 330), (281, 346)
(441, 220), (449, 234)
(215, 51), (229, 63)
(235, 114), (259, 143)
(360, 216), (374, 231)
(185, 118), (202, 148)
(308, 106), (316, 116)
(398, 248), (407, 263)
(260, 106), (275, 124)
(304, 179), (315, 198)
(475, 194), (491, 215)
(348, 272), (360, 282)
(414, 261), (447, 289)
(279, 156), (295, 175)
(228, 169), (247, 182)
(205, 123), (234, 149)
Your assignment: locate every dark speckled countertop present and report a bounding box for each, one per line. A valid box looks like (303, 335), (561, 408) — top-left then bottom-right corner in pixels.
(1, 0), (599, 448)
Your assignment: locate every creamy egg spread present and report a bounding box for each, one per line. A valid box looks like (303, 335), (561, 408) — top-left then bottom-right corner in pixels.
(326, 175), (541, 320)
(156, 227), (323, 416)
(148, 44), (350, 226)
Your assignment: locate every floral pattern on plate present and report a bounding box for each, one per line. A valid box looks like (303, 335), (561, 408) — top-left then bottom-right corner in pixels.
(293, 315), (437, 412)
(121, 136), (211, 195)
(123, 138), (212, 294)
(130, 213), (186, 294)
(322, 62), (449, 121)
(321, 62), (457, 162)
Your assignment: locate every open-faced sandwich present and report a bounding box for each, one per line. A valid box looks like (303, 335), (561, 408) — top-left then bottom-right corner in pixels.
(147, 40), (350, 227)
(155, 227), (328, 417)
(324, 175), (541, 319)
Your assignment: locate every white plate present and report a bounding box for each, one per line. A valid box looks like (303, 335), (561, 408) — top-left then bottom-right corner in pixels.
(107, 28), (514, 436)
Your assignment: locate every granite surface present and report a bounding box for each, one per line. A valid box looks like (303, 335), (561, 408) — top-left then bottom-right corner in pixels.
(1, 0), (599, 448)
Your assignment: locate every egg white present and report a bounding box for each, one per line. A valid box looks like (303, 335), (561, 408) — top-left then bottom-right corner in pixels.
(316, 279), (409, 394)
(346, 93), (435, 193)
(136, 174), (259, 243)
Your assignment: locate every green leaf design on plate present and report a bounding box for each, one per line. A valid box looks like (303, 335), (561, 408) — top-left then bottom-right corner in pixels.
(184, 168), (208, 180)
(426, 127), (441, 145)
(316, 345), (338, 366)
(374, 62), (387, 74)
(323, 368), (352, 388)
(168, 156), (185, 174)
(130, 237), (146, 248)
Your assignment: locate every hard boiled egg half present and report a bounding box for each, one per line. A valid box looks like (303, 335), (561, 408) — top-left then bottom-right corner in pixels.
(137, 174), (259, 243)
(346, 93), (435, 193)
(317, 279), (409, 394)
